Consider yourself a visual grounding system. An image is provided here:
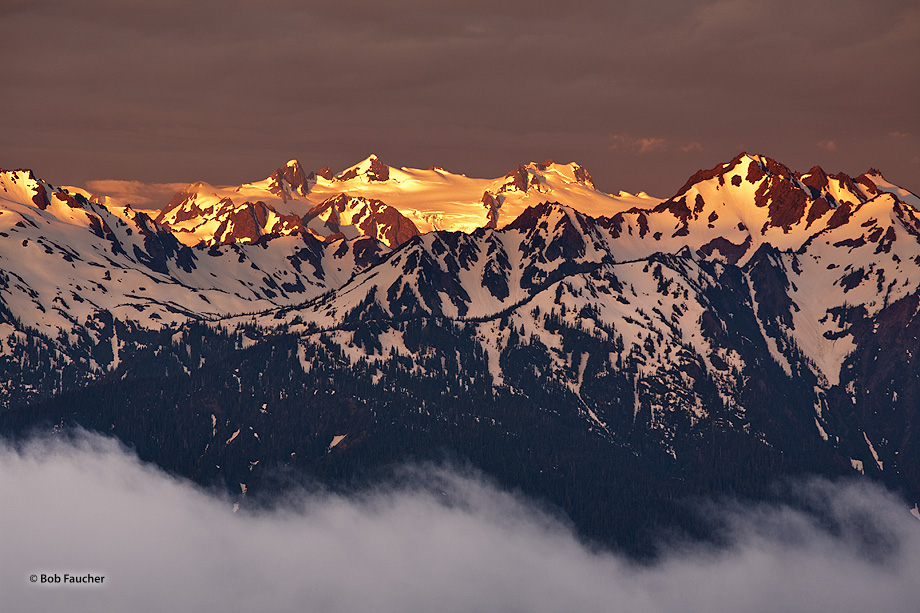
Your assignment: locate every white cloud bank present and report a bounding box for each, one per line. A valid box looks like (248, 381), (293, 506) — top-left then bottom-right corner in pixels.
(82, 180), (187, 211)
(1, 431), (919, 613)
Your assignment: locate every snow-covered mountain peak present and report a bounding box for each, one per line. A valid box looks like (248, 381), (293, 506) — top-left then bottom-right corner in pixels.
(1, 167), (37, 184)
(269, 158), (312, 199)
(6, 156), (920, 528)
(1, 168), (53, 208)
(334, 154), (391, 183)
(153, 160), (321, 246)
(1, 167), (43, 182)
(301, 156), (651, 234)
(655, 152), (874, 237)
(237, 159), (314, 203)
(855, 169), (920, 209)
(498, 160), (597, 195)
(506, 201), (590, 233)
(671, 153), (772, 196)
(303, 194), (419, 248)
(670, 153), (890, 213)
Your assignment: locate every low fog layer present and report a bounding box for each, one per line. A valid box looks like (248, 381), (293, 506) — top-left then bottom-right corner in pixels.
(2, 431), (918, 613)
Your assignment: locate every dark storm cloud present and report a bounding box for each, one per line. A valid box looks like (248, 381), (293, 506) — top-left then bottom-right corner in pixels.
(2, 431), (920, 613)
(1, 0), (917, 199)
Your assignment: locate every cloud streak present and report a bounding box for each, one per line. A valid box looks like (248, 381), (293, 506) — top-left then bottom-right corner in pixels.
(609, 134), (699, 155)
(2, 431), (919, 613)
(79, 180), (189, 210)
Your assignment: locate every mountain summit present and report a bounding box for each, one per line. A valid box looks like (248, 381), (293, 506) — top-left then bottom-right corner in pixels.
(334, 154), (391, 182)
(2, 153), (918, 554)
(263, 159), (314, 200)
(148, 155), (656, 244)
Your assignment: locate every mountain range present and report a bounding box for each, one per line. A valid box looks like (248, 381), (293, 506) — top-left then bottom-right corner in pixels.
(1, 152), (918, 555)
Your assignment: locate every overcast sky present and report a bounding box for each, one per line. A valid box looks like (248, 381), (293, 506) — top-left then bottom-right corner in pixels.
(1, 0), (918, 199)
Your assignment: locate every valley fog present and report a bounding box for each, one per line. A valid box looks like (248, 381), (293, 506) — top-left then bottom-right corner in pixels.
(2, 431), (918, 613)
